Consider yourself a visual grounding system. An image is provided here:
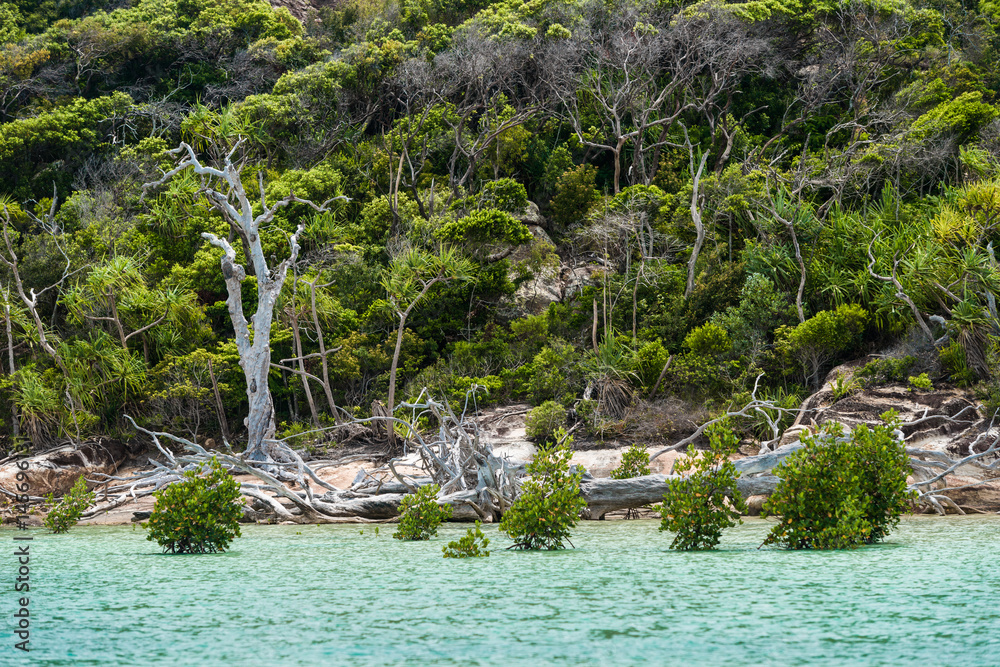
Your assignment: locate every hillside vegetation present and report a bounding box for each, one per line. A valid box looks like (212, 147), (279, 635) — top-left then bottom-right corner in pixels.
(2, 0), (999, 454)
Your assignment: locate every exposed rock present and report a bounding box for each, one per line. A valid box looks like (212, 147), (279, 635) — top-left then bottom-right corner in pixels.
(514, 272), (562, 315)
(510, 258), (606, 313)
(774, 425), (810, 449)
(0, 439), (132, 497)
(744, 494), (768, 516)
(2, 515), (42, 526)
(267, 0), (315, 22)
(511, 225), (561, 314)
(786, 376), (979, 451)
(516, 201), (545, 227)
(936, 476), (1000, 511)
(771, 371), (1000, 511)
(562, 263), (604, 299)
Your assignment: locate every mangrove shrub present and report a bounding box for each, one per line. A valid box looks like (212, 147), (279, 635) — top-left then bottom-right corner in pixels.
(393, 484), (452, 540)
(145, 458), (243, 554)
(44, 475), (94, 534)
(763, 413), (913, 549)
(443, 521), (490, 558)
(500, 430), (587, 550)
(611, 444), (651, 479)
(659, 423), (746, 550)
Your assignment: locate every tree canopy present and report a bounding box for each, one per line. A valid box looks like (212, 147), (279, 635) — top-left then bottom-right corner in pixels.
(3, 0), (1000, 455)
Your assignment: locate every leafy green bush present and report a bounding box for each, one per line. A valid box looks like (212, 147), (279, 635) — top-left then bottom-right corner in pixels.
(443, 521), (490, 558)
(764, 425), (869, 549)
(435, 209), (532, 248)
(499, 430), (587, 550)
(856, 355), (916, 385)
(145, 458), (243, 554)
(908, 373), (933, 391)
(683, 323), (731, 357)
(659, 423), (746, 550)
(634, 339), (670, 389)
(450, 178), (528, 213)
(851, 412), (915, 543)
(541, 145), (574, 193)
(775, 304), (867, 388)
(762, 414), (913, 550)
(939, 341), (976, 387)
(910, 91), (997, 142)
(525, 400), (567, 442)
(667, 352), (742, 400)
(44, 476), (94, 534)
(550, 164), (599, 228)
(611, 444), (651, 479)
(831, 374), (861, 401)
(527, 340), (582, 405)
(393, 484), (453, 540)
(711, 273), (796, 354)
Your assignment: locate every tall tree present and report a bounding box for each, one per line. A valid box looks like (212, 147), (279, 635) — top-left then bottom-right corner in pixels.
(143, 141), (345, 461)
(381, 245), (471, 446)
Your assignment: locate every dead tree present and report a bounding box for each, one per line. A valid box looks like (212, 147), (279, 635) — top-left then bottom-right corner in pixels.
(78, 388), (520, 524)
(649, 375), (796, 462)
(1, 197), (74, 377)
(59, 388), (999, 522)
(142, 140), (347, 461)
(546, 7), (767, 193)
(683, 133), (711, 299)
(706, 404), (999, 515)
(431, 30), (543, 199)
(866, 235), (936, 343)
(2, 290), (17, 438)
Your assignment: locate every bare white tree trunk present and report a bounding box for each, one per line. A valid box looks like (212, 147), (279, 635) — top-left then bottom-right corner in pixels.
(2, 200), (84, 442)
(144, 141), (344, 461)
(3, 299), (17, 438)
(308, 278), (340, 422)
(767, 198), (808, 323)
(684, 148), (711, 299)
(867, 237), (935, 343)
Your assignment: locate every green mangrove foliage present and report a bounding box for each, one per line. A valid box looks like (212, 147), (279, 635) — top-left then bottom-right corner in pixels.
(762, 413), (914, 550)
(43, 475), (94, 533)
(145, 458), (243, 554)
(500, 430), (587, 550)
(611, 444), (651, 479)
(659, 423), (746, 550)
(443, 521), (490, 558)
(393, 484), (452, 540)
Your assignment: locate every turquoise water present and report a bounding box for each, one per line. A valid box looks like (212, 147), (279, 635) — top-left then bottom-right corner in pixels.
(3, 516), (999, 666)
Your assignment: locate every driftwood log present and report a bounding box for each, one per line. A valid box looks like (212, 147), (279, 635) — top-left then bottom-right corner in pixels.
(580, 474), (780, 520)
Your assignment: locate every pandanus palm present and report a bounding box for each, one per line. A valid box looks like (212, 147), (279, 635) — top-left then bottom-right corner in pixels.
(948, 298), (993, 379)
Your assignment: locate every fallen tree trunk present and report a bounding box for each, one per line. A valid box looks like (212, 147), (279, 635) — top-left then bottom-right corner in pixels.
(580, 474), (780, 520)
(307, 490), (483, 521)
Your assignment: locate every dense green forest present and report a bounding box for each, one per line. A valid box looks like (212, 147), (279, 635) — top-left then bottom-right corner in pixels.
(1, 0), (998, 453)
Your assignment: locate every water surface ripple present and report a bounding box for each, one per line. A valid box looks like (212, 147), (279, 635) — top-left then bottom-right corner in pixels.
(5, 515), (999, 666)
